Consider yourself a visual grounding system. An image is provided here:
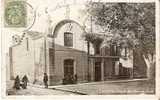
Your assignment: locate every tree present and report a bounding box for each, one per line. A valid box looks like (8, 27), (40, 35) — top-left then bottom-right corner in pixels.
(82, 33), (104, 55)
(85, 3), (155, 80)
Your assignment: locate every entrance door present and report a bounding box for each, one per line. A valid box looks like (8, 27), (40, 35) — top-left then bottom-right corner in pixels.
(95, 62), (101, 81)
(63, 59), (74, 84)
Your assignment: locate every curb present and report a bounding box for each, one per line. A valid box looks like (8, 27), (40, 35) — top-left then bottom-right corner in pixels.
(28, 84), (86, 95)
(52, 88), (87, 95)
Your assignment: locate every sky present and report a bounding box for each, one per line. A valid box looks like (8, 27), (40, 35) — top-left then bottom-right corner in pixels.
(1, 0), (88, 53)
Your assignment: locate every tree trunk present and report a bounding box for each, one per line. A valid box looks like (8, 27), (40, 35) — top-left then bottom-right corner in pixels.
(143, 55), (155, 80)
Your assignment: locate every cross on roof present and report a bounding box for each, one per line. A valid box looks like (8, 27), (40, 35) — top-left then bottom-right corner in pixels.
(65, 4), (70, 19)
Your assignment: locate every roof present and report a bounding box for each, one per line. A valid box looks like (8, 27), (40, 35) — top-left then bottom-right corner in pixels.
(25, 30), (44, 39)
(89, 55), (120, 59)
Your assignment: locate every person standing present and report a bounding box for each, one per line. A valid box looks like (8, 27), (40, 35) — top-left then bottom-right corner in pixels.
(22, 75), (29, 89)
(13, 75), (20, 90)
(43, 73), (48, 88)
(74, 74), (77, 84)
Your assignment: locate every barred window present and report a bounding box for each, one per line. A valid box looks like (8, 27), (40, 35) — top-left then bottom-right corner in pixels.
(64, 32), (73, 47)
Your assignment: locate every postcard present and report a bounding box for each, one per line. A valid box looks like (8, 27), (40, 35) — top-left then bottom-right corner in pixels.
(1, 0), (160, 100)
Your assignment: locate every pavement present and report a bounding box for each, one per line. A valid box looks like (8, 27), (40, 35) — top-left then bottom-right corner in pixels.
(12, 85), (78, 95)
(6, 78), (155, 95)
(6, 81), (78, 95)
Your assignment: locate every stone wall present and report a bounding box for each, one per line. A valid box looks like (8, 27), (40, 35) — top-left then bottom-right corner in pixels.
(10, 36), (48, 84)
(11, 37), (35, 82)
(33, 37), (47, 85)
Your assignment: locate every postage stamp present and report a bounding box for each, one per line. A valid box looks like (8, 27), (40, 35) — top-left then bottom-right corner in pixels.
(4, 0), (27, 27)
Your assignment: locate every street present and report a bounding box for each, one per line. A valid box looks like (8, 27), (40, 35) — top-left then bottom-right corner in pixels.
(7, 79), (155, 95)
(50, 79), (155, 95)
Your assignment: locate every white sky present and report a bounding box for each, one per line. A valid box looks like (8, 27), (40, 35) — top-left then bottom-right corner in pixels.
(1, 0), (88, 54)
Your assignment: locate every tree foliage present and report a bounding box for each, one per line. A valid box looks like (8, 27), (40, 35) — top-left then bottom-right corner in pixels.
(85, 3), (155, 56)
(82, 33), (104, 47)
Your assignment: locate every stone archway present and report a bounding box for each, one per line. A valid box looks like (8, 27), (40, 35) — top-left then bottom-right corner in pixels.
(52, 19), (86, 38)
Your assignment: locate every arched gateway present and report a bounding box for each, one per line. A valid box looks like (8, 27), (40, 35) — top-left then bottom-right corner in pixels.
(48, 19), (89, 85)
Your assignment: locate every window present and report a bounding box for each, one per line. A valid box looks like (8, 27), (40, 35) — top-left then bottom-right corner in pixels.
(120, 47), (128, 57)
(64, 32), (73, 47)
(110, 45), (116, 56)
(109, 45), (120, 56)
(95, 46), (100, 55)
(124, 47), (127, 57)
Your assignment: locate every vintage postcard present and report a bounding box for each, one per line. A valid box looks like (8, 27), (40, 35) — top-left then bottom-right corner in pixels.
(0, 0), (160, 100)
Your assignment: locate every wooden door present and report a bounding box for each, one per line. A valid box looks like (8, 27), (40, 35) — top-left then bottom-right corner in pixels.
(64, 59), (74, 84)
(95, 62), (101, 81)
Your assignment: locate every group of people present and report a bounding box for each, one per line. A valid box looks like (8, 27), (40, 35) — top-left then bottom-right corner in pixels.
(63, 74), (77, 84)
(13, 73), (49, 89)
(13, 75), (29, 90)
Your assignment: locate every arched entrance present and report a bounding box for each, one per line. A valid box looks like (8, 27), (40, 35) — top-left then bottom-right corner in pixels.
(63, 59), (74, 84)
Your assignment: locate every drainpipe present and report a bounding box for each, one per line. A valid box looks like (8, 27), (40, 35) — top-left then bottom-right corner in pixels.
(87, 16), (93, 81)
(44, 37), (47, 73)
(87, 41), (90, 81)
(33, 40), (37, 83)
(9, 47), (14, 80)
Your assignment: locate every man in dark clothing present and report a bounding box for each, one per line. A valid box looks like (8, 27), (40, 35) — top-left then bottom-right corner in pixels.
(43, 73), (48, 88)
(22, 75), (29, 89)
(74, 74), (77, 84)
(13, 75), (20, 90)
